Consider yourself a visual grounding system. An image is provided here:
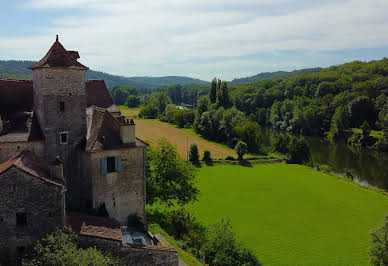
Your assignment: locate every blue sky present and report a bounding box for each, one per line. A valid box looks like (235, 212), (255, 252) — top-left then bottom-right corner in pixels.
(1, 0), (388, 81)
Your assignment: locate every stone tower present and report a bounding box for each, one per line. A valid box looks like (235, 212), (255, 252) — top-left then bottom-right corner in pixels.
(29, 36), (88, 175)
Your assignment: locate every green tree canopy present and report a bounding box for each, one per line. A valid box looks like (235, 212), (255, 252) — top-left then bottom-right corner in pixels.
(235, 140), (248, 160)
(146, 139), (199, 206)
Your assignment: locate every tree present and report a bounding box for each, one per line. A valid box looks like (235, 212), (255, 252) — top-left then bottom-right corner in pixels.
(235, 121), (263, 154)
(197, 96), (210, 118)
(189, 143), (200, 165)
(217, 81), (231, 108)
(151, 92), (172, 114)
(288, 136), (311, 164)
(235, 141), (248, 160)
(329, 106), (349, 139)
(139, 102), (158, 119)
(22, 228), (122, 266)
(125, 95), (140, 108)
(369, 215), (388, 265)
(146, 139), (199, 206)
(273, 134), (290, 154)
(200, 219), (261, 266)
(210, 78), (217, 104)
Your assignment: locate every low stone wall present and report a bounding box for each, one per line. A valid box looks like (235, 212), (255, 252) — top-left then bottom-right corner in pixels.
(79, 235), (178, 266)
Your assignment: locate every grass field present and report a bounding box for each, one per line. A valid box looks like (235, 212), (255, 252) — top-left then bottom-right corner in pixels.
(186, 164), (388, 265)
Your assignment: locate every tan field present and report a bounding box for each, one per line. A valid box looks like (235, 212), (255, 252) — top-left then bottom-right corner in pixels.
(120, 108), (140, 117)
(134, 119), (236, 159)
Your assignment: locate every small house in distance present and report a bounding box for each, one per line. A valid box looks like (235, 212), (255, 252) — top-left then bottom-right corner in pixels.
(0, 36), (178, 265)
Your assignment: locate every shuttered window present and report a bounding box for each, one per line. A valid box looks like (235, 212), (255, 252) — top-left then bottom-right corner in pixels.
(117, 156), (122, 172)
(100, 157), (107, 174)
(100, 156), (122, 174)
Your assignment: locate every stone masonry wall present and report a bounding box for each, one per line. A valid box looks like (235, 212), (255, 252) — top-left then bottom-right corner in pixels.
(0, 167), (65, 264)
(0, 140), (44, 164)
(90, 146), (146, 224)
(79, 235), (179, 266)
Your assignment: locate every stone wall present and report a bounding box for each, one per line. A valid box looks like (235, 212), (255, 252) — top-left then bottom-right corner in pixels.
(0, 140), (44, 164)
(79, 235), (179, 266)
(90, 146), (146, 224)
(0, 167), (65, 265)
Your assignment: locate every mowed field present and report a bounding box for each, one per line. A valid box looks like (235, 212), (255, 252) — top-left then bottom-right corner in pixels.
(119, 106), (235, 158)
(186, 164), (388, 265)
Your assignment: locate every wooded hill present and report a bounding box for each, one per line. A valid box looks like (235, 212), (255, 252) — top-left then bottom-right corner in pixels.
(0, 60), (209, 88)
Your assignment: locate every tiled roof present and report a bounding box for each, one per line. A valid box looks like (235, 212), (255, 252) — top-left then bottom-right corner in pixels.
(85, 80), (114, 109)
(66, 212), (122, 242)
(0, 78), (33, 113)
(0, 150), (63, 187)
(29, 38), (88, 70)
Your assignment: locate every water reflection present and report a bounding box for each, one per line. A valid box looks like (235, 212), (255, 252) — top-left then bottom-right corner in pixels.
(262, 128), (388, 190)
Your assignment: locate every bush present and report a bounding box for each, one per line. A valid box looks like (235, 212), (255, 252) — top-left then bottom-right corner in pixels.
(225, 156), (235, 161)
(200, 219), (261, 266)
(22, 228), (123, 266)
(125, 95), (141, 108)
(189, 143), (200, 166)
(369, 215), (388, 265)
(235, 141), (248, 160)
(288, 136), (311, 164)
(202, 150), (213, 166)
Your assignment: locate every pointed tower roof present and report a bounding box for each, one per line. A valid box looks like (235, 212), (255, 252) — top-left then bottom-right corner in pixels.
(29, 35), (88, 70)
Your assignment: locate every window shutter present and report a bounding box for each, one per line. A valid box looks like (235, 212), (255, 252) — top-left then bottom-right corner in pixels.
(68, 133), (72, 144)
(100, 157), (107, 174)
(117, 156), (122, 172)
(56, 133), (60, 144)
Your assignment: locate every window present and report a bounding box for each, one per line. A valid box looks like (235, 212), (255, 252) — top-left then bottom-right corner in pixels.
(16, 213), (27, 227)
(60, 101), (65, 111)
(60, 132), (68, 144)
(107, 157), (116, 173)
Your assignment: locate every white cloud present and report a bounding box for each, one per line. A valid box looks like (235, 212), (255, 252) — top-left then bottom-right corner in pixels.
(3, 0), (388, 80)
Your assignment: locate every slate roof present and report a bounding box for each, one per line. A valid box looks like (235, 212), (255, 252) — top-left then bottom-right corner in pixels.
(29, 37), (88, 70)
(0, 150), (63, 187)
(66, 212), (122, 242)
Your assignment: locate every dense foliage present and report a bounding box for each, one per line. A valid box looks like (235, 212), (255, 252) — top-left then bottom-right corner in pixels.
(22, 228), (122, 266)
(235, 141), (248, 160)
(189, 143), (200, 166)
(369, 215), (388, 265)
(145, 139), (199, 206)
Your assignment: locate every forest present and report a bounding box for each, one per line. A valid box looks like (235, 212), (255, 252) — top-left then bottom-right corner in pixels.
(128, 58), (388, 153)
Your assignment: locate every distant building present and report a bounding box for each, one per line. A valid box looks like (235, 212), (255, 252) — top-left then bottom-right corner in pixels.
(0, 36), (177, 265)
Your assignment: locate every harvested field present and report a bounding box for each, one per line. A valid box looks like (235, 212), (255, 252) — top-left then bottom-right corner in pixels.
(119, 107), (140, 117)
(134, 119), (236, 159)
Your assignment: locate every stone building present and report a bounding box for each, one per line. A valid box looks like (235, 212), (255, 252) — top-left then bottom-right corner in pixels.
(0, 37), (177, 265)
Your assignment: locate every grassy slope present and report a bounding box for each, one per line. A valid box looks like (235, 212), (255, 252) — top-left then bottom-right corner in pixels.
(187, 164), (388, 265)
(148, 223), (204, 266)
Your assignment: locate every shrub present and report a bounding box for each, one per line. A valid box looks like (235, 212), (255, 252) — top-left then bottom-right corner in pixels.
(369, 215), (388, 265)
(22, 228), (123, 266)
(225, 156), (235, 161)
(235, 141), (248, 160)
(202, 150), (213, 166)
(189, 143), (200, 165)
(125, 95), (140, 108)
(200, 219), (261, 266)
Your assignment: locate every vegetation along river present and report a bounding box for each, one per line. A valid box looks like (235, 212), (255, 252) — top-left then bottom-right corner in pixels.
(262, 128), (388, 190)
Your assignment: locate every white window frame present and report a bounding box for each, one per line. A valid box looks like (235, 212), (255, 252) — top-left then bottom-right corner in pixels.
(59, 131), (69, 145)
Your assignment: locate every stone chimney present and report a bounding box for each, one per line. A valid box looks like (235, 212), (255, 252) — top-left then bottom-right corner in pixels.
(50, 156), (64, 180)
(120, 119), (136, 144)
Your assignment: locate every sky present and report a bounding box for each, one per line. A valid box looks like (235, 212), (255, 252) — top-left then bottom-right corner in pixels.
(0, 0), (388, 81)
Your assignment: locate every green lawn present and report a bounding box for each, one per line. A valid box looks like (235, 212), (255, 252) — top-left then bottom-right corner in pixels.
(186, 164), (388, 265)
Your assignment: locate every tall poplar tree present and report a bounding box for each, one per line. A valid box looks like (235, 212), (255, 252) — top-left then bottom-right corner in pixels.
(210, 78), (217, 103)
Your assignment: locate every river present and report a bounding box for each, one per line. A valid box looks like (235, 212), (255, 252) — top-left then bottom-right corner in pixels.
(262, 128), (388, 190)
